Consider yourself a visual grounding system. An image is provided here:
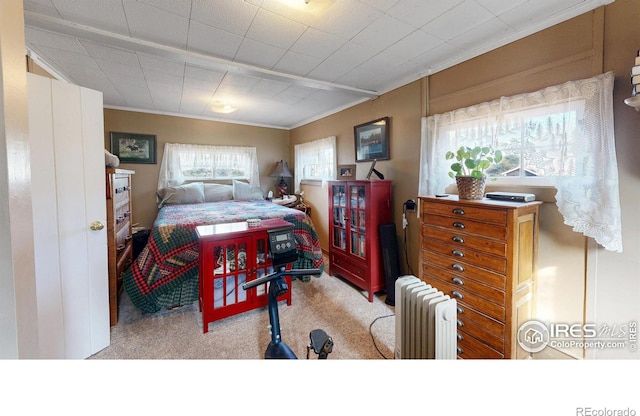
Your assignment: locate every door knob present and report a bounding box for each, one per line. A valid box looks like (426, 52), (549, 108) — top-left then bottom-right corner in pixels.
(90, 221), (104, 231)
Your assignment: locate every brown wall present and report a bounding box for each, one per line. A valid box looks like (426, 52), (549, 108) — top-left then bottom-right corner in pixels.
(103, 109), (290, 229)
(290, 80), (424, 263)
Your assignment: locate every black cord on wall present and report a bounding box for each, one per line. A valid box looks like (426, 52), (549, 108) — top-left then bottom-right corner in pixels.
(402, 199), (416, 276)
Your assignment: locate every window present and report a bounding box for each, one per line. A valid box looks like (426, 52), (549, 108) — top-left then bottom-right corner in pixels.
(158, 143), (259, 190)
(419, 72), (622, 252)
(294, 136), (337, 191)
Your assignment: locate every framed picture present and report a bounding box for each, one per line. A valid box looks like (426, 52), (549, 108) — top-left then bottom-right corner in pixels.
(338, 164), (356, 180)
(354, 117), (390, 162)
(110, 132), (157, 164)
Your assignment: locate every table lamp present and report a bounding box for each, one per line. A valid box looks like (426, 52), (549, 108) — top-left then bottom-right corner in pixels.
(270, 160), (292, 198)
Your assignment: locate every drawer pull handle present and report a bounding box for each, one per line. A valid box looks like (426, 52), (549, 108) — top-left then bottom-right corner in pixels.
(452, 291), (464, 299)
(124, 211), (131, 217)
(125, 235), (132, 241)
(456, 319), (463, 327)
(452, 208), (465, 215)
(457, 333), (464, 341)
(457, 306), (464, 314)
(457, 347), (463, 354)
(117, 244), (125, 252)
(452, 263), (464, 272)
(452, 249), (464, 257)
(452, 236), (465, 243)
(453, 221), (465, 229)
(452, 277), (464, 285)
(116, 216), (125, 223)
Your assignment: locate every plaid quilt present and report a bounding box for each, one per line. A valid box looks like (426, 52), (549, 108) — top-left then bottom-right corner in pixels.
(123, 200), (324, 313)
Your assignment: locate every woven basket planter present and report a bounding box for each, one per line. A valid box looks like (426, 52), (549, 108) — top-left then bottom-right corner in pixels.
(456, 176), (486, 200)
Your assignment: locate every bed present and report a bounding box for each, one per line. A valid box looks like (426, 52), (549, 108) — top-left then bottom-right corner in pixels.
(123, 194), (324, 314)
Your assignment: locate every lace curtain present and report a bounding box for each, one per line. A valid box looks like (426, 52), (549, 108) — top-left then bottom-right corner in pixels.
(294, 136), (337, 192)
(157, 143), (259, 192)
(419, 72), (622, 252)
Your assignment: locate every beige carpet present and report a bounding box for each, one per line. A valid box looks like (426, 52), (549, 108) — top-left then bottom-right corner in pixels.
(90, 272), (397, 360)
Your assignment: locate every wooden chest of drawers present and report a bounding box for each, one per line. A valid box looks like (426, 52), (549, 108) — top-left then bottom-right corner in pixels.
(106, 168), (135, 326)
(419, 196), (542, 359)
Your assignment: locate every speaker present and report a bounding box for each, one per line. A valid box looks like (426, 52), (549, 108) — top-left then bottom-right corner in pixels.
(379, 223), (401, 306)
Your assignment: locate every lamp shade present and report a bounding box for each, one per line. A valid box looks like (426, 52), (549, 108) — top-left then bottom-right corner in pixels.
(270, 160), (293, 178)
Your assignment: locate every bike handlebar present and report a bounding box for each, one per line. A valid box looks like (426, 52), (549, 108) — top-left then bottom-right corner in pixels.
(242, 268), (322, 290)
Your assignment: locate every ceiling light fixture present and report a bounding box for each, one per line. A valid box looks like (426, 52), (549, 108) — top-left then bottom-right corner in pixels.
(211, 101), (237, 114)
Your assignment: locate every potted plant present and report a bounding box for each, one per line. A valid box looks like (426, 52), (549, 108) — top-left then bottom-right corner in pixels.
(446, 145), (503, 200)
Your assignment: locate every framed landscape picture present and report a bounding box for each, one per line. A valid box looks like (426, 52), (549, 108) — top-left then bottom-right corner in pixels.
(110, 132), (157, 164)
(354, 117), (390, 162)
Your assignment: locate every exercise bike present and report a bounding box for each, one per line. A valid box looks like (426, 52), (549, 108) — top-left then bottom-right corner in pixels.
(242, 223), (333, 359)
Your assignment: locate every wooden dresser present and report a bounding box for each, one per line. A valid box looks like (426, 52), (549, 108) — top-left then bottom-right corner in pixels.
(106, 168), (135, 326)
(419, 195), (542, 359)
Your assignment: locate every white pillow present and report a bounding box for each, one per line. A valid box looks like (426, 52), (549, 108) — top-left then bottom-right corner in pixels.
(105, 149), (120, 168)
(232, 180), (264, 200)
(204, 183), (233, 202)
(159, 182), (205, 206)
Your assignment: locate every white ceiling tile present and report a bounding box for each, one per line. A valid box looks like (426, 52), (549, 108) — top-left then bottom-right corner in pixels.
(311, 1), (382, 39)
(448, 17), (515, 51)
(387, 0), (463, 27)
(24, 0), (63, 17)
(147, 81), (182, 112)
(122, 0), (190, 49)
(180, 88), (214, 114)
(383, 29), (442, 61)
(138, 54), (185, 76)
(234, 38), (286, 69)
(25, 27), (86, 53)
(273, 51), (323, 77)
(351, 13), (415, 50)
(409, 42), (465, 74)
(137, 0), (192, 18)
(96, 60), (145, 82)
(308, 42), (379, 82)
(498, 0), (585, 29)
(358, 0), (402, 13)
(245, 8), (307, 49)
(476, 0), (528, 16)
(80, 40), (140, 66)
(190, 0), (259, 36)
(422, 1), (495, 41)
(289, 28), (347, 60)
(184, 64), (225, 84)
(186, 21), (244, 60)
(50, 0), (130, 36)
(250, 78), (291, 98)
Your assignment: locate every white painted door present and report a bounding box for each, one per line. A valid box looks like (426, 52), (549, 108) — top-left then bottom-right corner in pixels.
(28, 73), (109, 359)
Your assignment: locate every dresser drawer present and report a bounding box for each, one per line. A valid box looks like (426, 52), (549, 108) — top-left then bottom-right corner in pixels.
(423, 263), (505, 302)
(423, 213), (506, 240)
(422, 201), (507, 225)
(423, 225), (506, 257)
(423, 238), (506, 274)
(424, 274), (505, 322)
(423, 250), (505, 290)
(330, 252), (367, 285)
(456, 303), (505, 352)
(457, 330), (504, 359)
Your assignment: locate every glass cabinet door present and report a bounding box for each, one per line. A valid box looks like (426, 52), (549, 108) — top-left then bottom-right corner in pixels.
(212, 240), (248, 308)
(349, 184), (367, 259)
(331, 184), (347, 250)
